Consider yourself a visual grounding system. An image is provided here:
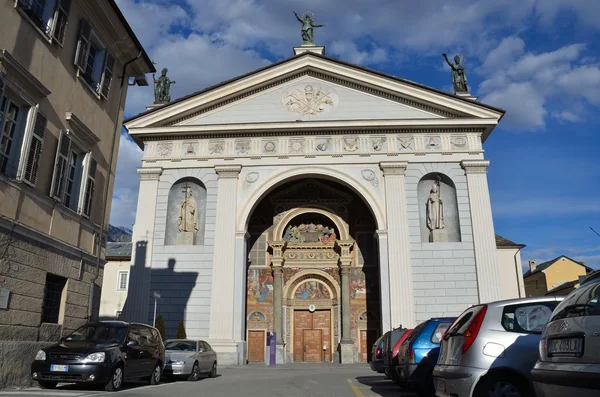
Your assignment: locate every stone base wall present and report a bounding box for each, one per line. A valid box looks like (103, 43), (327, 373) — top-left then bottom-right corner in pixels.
(0, 227), (103, 388)
(0, 341), (55, 389)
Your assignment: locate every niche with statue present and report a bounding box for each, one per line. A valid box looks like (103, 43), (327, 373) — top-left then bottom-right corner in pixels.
(164, 178), (207, 246)
(417, 173), (461, 243)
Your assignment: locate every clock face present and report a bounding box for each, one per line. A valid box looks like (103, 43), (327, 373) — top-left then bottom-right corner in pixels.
(308, 304), (316, 312)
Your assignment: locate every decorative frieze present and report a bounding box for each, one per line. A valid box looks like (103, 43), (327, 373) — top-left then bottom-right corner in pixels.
(143, 132), (482, 160)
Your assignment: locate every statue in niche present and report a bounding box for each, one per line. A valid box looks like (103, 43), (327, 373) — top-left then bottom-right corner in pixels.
(426, 177), (445, 231)
(443, 53), (468, 93)
(294, 11), (325, 46)
(178, 183), (198, 233)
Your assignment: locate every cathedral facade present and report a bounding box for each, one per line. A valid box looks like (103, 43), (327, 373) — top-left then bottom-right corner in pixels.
(122, 46), (513, 365)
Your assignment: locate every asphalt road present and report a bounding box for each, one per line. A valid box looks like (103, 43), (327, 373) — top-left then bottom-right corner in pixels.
(0, 364), (416, 397)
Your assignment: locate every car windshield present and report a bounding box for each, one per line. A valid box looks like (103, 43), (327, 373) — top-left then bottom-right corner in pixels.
(164, 341), (196, 351)
(65, 324), (128, 344)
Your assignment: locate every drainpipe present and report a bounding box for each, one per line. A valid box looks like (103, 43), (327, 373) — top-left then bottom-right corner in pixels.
(88, 52), (143, 322)
(513, 248), (524, 298)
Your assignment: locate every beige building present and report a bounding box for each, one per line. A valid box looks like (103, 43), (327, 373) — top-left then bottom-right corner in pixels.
(524, 255), (592, 297)
(0, 0), (152, 374)
(99, 242), (132, 320)
(495, 235), (526, 300)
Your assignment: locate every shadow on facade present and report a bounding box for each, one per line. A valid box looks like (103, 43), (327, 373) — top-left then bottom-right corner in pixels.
(119, 242), (198, 338)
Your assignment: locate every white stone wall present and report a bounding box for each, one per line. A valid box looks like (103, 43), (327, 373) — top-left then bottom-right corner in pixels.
(405, 163), (479, 323)
(149, 168), (218, 338)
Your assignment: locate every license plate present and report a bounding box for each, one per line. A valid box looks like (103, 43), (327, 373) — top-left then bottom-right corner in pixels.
(50, 365), (68, 372)
(549, 338), (583, 355)
(434, 378), (446, 393)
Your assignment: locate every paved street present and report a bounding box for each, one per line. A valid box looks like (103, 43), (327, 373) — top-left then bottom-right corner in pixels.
(0, 364), (415, 397)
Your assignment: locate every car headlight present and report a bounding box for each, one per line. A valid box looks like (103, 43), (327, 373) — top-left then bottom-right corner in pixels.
(82, 352), (105, 363)
(35, 350), (46, 361)
(170, 360), (185, 365)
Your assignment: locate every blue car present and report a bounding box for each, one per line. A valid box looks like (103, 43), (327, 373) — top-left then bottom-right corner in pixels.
(395, 317), (455, 387)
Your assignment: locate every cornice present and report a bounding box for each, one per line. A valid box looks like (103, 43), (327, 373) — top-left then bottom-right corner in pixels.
(380, 161), (408, 176)
(0, 50), (51, 99)
(461, 159), (490, 174)
(215, 165), (242, 178)
(66, 112), (100, 147)
(137, 167), (163, 180)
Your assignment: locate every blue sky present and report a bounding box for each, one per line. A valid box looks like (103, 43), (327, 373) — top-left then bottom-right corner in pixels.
(111, 0), (600, 270)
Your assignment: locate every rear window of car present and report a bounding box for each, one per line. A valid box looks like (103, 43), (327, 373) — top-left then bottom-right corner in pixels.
(430, 322), (452, 343)
(447, 305), (485, 335)
(501, 302), (557, 333)
(551, 280), (600, 322)
(402, 322), (426, 345)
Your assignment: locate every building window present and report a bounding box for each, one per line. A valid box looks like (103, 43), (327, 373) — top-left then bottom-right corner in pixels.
(41, 273), (68, 324)
(16, 0), (72, 45)
(51, 131), (97, 216)
(0, 75), (47, 183)
(117, 271), (128, 291)
(74, 19), (115, 100)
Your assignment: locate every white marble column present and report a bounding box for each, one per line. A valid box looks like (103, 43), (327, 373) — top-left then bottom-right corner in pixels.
(461, 160), (502, 303)
(376, 230), (392, 332)
(208, 165), (242, 351)
(380, 162), (416, 328)
(123, 167), (162, 323)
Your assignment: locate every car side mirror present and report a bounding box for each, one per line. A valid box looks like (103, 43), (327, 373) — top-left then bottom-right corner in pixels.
(127, 340), (139, 347)
(198, 348), (204, 353)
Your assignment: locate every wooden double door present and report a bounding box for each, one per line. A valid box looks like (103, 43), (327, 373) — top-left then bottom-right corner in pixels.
(294, 310), (331, 362)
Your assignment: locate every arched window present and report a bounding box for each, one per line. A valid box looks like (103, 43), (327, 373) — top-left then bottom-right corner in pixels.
(164, 177), (207, 245)
(417, 173), (461, 242)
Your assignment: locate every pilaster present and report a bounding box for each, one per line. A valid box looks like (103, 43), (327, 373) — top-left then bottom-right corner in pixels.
(461, 160), (501, 303)
(380, 162), (415, 328)
(123, 167), (162, 323)
(375, 230), (391, 332)
(233, 231), (250, 345)
(208, 165), (242, 345)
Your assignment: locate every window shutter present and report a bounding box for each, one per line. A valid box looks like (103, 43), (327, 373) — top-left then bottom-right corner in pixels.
(23, 112), (47, 185)
(74, 19), (91, 73)
(82, 156), (96, 217)
(100, 53), (114, 100)
(50, 131), (71, 200)
(0, 73), (5, 98)
(51, 0), (72, 45)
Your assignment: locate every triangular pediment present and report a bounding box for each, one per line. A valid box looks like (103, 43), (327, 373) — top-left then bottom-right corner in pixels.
(124, 52), (504, 138)
(176, 75), (445, 126)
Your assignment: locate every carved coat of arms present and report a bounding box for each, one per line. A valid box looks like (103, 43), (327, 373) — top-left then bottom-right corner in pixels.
(282, 84), (337, 116)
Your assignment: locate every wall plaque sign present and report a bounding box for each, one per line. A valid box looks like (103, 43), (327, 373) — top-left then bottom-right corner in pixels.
(0, 288), (10, 310)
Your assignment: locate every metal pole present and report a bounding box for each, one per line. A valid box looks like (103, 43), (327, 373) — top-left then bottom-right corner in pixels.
(153, 297), (157, 327)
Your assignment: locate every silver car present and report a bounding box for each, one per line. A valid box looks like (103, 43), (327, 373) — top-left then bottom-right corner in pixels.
(532, 271), (600, 397)
(433, 296), (562, 397)
(163, 339), (218, 381)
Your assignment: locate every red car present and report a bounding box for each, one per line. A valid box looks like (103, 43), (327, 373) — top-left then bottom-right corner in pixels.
(389, 329), (413, 384)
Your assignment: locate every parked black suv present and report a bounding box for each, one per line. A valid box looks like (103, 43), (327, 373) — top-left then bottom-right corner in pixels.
(31, 321), (165, 391)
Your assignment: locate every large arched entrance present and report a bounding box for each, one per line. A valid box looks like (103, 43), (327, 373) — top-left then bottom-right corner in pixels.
(244, 178), (380, 363)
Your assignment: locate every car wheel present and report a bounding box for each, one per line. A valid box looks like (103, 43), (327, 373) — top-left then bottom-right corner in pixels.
(208, 362), (217, 378)
(38, 381), (58, 389)
(475, 374), (529, 397)
(104, 365), (124, 392)
(188, 361), (200, 381)
(148, 363), (161, 385)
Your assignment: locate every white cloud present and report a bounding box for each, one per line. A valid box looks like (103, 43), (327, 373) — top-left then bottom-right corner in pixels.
(109, 134), (143, 228)
(478, 41), (600, 129)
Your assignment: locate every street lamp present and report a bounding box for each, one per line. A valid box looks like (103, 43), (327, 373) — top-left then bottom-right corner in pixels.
(153, 291), (161, 327)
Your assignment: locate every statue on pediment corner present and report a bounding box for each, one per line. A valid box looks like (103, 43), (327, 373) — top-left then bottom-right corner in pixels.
(443, 53), (468, 93)
(153, 67), (176, 104)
